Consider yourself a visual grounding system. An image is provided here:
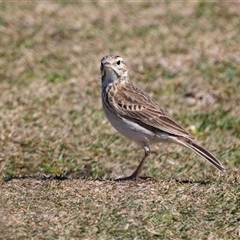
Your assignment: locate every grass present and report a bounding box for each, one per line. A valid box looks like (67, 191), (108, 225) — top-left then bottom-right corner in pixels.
(0, 2), (239, 239)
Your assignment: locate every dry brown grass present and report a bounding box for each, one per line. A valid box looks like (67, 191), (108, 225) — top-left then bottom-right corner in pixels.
(0, 2), (239, 239)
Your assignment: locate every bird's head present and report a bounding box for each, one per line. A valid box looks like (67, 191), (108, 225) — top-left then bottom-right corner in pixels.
(100, 55), (128, 86)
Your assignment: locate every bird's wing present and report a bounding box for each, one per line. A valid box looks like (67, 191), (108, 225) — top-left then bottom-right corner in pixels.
(114, 82), (195, 140)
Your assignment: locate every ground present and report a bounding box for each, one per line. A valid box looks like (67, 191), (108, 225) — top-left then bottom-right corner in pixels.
(0, 2), (239, 239)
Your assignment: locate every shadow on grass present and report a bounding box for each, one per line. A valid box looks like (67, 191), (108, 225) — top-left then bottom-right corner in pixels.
(3, 164), (107, 182)
(3, 173), (151, 183)
(3, 173), (212, 185)
(3, 174), (69, 182)
(174, 179), (211, 185)
(2, 171), (113, 182)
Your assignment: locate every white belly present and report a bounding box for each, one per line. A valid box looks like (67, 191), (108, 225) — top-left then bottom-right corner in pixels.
(103, 107), (158, 148)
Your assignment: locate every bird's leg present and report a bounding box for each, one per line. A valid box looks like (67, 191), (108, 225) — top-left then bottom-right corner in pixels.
(115, 146), (151, 181)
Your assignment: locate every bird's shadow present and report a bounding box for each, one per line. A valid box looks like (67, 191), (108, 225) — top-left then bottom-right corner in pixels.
(2, 172), (113, 182)
(3, 174), (69, 182)
(2, 173), (144, 183)
(174, 179), (211, 185)
(3, 173), (212, 185)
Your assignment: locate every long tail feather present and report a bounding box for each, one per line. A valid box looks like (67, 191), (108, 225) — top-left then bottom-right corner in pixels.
(172, 137), (225, 171)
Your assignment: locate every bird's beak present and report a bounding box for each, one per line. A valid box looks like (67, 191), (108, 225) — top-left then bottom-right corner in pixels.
(102, 62), (111, 68)
(100, 61), (111, 72)
(101, 61), (120, 79)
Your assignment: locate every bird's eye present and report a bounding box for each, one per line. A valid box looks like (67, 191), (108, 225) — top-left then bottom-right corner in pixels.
(117, 60), (121, 65)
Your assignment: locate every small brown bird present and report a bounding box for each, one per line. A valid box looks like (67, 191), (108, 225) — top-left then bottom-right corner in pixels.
(101, 54), (225, 180)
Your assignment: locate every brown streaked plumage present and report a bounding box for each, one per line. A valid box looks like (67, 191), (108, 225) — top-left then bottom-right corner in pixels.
(100, 54), (225, 181)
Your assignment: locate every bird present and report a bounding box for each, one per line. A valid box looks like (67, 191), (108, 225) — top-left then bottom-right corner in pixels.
(100, 54), (225, 181)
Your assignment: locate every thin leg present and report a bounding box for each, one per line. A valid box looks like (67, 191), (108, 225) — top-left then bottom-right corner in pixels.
(115, 146), (151, 181)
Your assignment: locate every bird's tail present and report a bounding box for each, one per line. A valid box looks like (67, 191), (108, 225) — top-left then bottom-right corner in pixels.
(172, 137), (225, 171)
